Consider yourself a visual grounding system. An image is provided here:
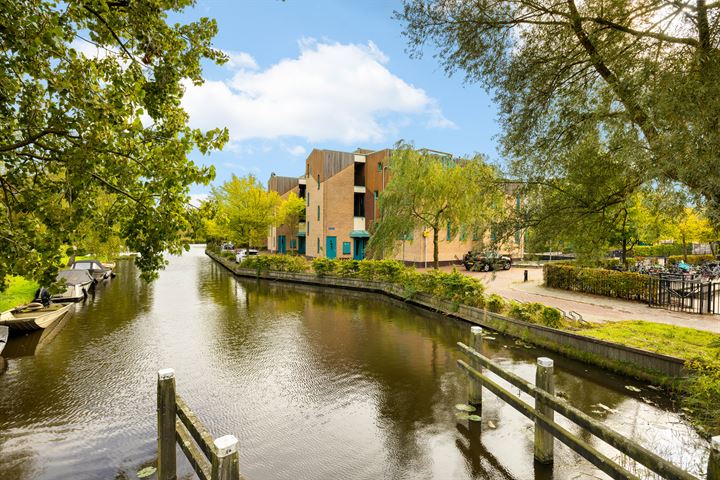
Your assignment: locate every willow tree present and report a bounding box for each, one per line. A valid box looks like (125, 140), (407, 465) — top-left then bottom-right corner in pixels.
(368, 143), (501, 269)
(1, 1), (228, 286)
(397, 0), (720, 222)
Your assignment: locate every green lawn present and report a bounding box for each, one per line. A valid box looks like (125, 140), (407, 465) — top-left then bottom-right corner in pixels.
(577, 320), (720, 364)
(0, 276), (39, 311)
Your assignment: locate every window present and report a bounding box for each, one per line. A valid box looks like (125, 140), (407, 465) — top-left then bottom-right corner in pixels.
(342, 242), (351, 255)
(377, 162), (383, 172)
(515, 230), (521, 245)
(307, 221), (309, 235)
(446, 223), (453, 241)
(491, 227), (497, 242)
(516, 194), (521, 210)
(373, 190), (378, 200)
(317, 237), (320, 253)
(459, 227), (467, 241)
(317, 205), (320, 221)
(317, 174), (320, 189)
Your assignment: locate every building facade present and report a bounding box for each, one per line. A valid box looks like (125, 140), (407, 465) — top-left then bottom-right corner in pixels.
(266, 147), (524, 265)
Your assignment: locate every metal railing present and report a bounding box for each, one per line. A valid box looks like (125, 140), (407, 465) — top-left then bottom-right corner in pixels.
(458, 326), (719, 480)
(157, 369), (242, 480)
(647, 275), (719, 314)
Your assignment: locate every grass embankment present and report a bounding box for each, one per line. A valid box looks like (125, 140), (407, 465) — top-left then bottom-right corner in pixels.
(0, 276), (39, 311)
(577, 321), (720, 436)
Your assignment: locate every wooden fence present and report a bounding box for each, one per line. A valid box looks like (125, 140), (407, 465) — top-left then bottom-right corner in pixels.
(157, 369), (243, 480)
(458, 326), (720, 480)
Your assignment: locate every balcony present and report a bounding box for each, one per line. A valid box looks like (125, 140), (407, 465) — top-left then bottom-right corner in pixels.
(353, 185), (366, 193)
(298, 222), (306, 235)
(353, 216), (365, 231)
(354, 154), (366, 163)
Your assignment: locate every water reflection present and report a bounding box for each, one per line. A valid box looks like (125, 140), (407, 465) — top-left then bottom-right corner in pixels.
(0, 246), (709, 480)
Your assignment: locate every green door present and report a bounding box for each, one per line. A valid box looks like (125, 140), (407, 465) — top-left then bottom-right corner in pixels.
(278, 235), (286, 254)
(326, 236), (337, 259)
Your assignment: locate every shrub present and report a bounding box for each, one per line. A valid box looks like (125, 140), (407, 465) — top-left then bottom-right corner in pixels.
(632, 244), (691, 257)
(240, 254), (309, 273)
(335, 259), (360, 277)
(486, 294), (506, 313)
(312, 257), (336, 276)
(220, 251), (235, 259)
(544, 264), (650, 301)
(541, 307), (565, 329)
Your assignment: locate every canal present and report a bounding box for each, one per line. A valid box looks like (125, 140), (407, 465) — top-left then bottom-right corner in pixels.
(0, 245), (709, 479)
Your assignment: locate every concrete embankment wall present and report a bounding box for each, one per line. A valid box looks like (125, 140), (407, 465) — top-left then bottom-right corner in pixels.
(207, 251), (686, 381)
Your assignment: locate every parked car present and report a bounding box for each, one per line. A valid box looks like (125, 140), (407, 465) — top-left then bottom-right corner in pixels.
(220, 242), (235, 251)
(463, 252), (512, 272)
(235, 249), (259, 263)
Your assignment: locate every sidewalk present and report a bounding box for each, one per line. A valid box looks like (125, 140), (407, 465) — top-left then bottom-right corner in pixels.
(423, 265), (720, 333)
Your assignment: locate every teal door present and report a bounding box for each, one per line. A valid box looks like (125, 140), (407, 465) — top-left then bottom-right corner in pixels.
(278, 235), (286, 254)
(353, 238), (366, 260)
(298, 237), (306, 255)
(326, 236), (337, 259)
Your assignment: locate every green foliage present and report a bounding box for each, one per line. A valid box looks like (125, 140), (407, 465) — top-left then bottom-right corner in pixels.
(396, 0), (720, 225)
(541, 307), (565, 329)
(404, 268), (486, 308)
(0, 276), (39, 311)
(632, 244), (690, 257)
(208, 175), (281, 248)
(311, 258), (336, 277)
(220, 251), (235, 259)
(368, 142), (501, 268)
(240, 254), (309, 273)
(334, 260), (360, 278)
(486, 294), (506, 313)
(0, 1), (228, 286)
(545, 264), (649, 301)
(277, 192), (306, 234)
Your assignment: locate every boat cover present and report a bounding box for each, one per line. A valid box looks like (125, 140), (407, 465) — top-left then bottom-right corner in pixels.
(56, 270), (94, 286)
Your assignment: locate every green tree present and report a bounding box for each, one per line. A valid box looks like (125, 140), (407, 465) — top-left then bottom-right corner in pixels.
(277, 192), (306, 240)
(211, 175), (282, 249)
(671, 208), (713, 261)
(368, 142), (500, 269)
(1, 1), (228, 287)
(396, 0), (720, 219)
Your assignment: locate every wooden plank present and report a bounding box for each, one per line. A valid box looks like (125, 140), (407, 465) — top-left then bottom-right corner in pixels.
(176, 394), (216, 461)
(458, 360), (640, 480)
(458, 342), (699, 480)
(176, 419), (212, 480)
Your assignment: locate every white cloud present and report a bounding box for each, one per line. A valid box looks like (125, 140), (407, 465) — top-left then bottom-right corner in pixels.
(285, 145), (307, 156)
(189, 193), (208, 207)
(221, 50), (258, 70)
(182, 40), (454, 144)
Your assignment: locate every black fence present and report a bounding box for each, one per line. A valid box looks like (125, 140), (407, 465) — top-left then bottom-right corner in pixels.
(647, 274), (720, 314)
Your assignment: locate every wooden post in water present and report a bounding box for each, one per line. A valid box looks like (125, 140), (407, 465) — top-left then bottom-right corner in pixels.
(708, 436), (720, 480)
(468, 326), (483, 410)
(211, 435), (241, 480)
(534, 357), (554, 464)
(157, 368), (177, 480)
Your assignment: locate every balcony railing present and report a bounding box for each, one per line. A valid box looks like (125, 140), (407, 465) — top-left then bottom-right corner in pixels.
(298, 222), (306, 234)
(353, 217), (365, 231)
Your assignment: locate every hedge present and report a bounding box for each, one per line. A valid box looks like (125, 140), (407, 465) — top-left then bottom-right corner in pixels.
(631, 244), (691, 257)
(544, 263), (651, 301)
(667, 254), (716, 265)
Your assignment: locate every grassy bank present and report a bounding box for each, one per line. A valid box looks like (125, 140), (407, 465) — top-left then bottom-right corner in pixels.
(578, 321), (720, 436)
(0, 276), (39, 311)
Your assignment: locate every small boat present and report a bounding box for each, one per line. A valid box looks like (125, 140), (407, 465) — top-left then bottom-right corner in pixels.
(0, 303), (72, 332)
(0, 325), (8, 355)
(70, 259), (115, 281)
(51, 270), (94, 302)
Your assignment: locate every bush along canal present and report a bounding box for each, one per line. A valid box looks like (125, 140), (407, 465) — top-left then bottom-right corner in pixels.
(0, 245), (712, 479)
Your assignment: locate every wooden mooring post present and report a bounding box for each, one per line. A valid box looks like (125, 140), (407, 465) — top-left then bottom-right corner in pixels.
(468, 326), (483, 410)
(157, 369), (243, 480)
(534, 357), (554, 464)
(458, 332), (706, 480)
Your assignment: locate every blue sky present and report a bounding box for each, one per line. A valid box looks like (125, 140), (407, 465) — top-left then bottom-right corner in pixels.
(174, 1), (500, 199)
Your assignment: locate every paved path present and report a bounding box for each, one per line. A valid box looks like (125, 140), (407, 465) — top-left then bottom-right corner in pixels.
(422, 265), (720, 333)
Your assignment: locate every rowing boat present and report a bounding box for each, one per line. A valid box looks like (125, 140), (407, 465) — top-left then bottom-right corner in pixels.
(0, 303), (72, 332)
(0, 325), (8, 355)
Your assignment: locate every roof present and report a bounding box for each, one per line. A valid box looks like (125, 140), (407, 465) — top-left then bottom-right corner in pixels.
(57, 270), (94, 285)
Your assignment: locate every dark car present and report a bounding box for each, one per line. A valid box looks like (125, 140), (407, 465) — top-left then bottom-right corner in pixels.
(463, 252), (512, 272)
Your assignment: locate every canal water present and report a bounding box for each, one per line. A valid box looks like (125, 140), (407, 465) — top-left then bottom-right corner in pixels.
(0, 246), (709, 479)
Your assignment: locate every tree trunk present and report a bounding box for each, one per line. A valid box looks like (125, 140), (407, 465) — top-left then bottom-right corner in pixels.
(683, 235), (688, 262)
(621, 236), (628, 269)
(432, 227), (440, 269)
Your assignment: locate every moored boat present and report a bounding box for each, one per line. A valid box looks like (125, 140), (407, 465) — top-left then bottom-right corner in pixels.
(0, 303), (72, 332)
(51, 270), (94, 302)
(70, 259), (115, 281)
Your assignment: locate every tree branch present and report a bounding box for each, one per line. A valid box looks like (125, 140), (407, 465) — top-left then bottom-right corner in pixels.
(0, 129), (68, 152)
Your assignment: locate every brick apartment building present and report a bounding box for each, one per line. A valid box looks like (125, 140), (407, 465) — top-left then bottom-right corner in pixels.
(267, 147), (524, 265)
